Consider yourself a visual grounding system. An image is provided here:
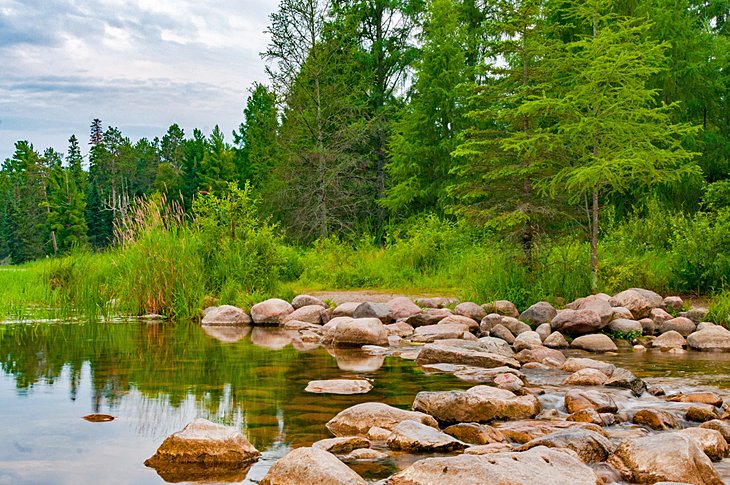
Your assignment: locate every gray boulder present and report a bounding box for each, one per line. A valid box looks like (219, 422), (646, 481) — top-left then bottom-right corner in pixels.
(687, 325), (730, 351)
(353, 301), (393, 324)
(519, 301), (557, 326)
(251, 298), (294, 325)
(201, 305), (252, 326)
(551, 309), (604, 335)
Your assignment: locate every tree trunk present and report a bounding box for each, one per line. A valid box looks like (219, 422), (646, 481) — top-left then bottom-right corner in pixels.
(591, 187), (599, 293)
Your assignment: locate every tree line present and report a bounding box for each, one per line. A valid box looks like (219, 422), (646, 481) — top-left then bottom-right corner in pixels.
(2, 0), (728, 289)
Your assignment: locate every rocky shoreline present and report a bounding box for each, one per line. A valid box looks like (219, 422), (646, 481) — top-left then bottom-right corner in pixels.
(146, 288), (730, 484)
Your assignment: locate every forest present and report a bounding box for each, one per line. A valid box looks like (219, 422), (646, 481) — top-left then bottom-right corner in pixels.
(1, 0), (729, 321)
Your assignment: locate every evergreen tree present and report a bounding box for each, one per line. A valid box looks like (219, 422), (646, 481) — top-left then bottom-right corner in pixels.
(199, 126), (236, 193)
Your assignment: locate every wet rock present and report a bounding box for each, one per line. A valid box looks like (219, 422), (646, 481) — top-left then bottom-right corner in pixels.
(145, 418), (260, 469)
(609, 289), (654, 319)
(305, 379), (372, 395)
(415, 342), (520, 369)
(387, 446), (602, 485)
(82, 414), (115, 422)
(410, 323), (474, 343)
(497, 420), (606, 444)
(544, 331), (569, 348)
(517, 429), (614, 463)
(551, 309), (603, 335)
(201, 305), (252, 326)
(260, 447), (366, 485)
(658, 316), (697, 336)
(606, 367), (647, 396)
(561, 357), (615, 376)
(663, 295), (684, 312)
(201, 325), (252, 343)
(520, 302), (557, 326)
(405, 308), (451, 328)
(412, 385), (541, 424)
(563, 368), (609, 386)
(607, 318), (642, 334)
(340, 448), (389, 462)
(669, 391), (724, 407)
(686, 405), (720, 422)
(283, 305), (326, 325)
(565, 389), (618, 414)
(512, 331), (543, 351)
(312, 436), (371, 454)
(489, 324), (516, 344)
(607, 432), (724, 485)
(443, 423), (506, 445)
(454, 301), (487, 322)
(700, 419), (730, 442)
(439, 314), (480, 332)
(292, 294), (327, 309)
(353, 302), (393, 324)
(251, 298), (294, 325)
(514, 346), (566, 366)
(326, 402), (438, 437)
(387, 296), (423, 320)
(632, 409), (679, 430)
(463, 443), (514, 454)
(687, 325), (730, 351)
(679, 427), (728, 461)
(329, 318), (388, 347)
(387, 420), (467, 452)
(653, 330), (687, 350)
(488, 300), (520, 318)
(384, 321), (414, 337)
(567, 408), (603, 425)
(571, 334), (618, 352)
(535, 323), (551, 341)
(332, 301), (361, 318)
(494, 372), (524, 391)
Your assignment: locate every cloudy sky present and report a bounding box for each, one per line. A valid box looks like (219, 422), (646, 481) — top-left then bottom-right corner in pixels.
(0, 0), (278, 161)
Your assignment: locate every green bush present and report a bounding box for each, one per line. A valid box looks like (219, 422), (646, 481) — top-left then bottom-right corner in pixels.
(672, 208), (730, 292)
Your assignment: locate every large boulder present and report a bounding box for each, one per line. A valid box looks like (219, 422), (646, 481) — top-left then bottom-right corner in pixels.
(326, 402), (438, 437)
(607, 318), (642, 334)
(144, 418), (260, 468)
(291, 294), (327, 309)
(406, 308), (451, 328)
(329, 318), (388, 347)
(517, 429), (614, 463)
(570, 334), (618, 352)
(609, 289), (654, 319)
(387, 296), (422, 320)
(489, 300), (520, 318)
(658, 316), (697, 336)
(387, 446), (602, 485)
(260, 447), (366, 485)
(564, 389), (618, 414)
(632, 409), (678, 430)
(415, 342), (520, 369)
(653, 330), (687, 350)
(353, 302), (393, 324)
(567, 295), (614, 326)
(282, 305), (326, 325)
(250, 298), (294, 325)
(563, 368), (609, 386)
(201, 305), (252, 326)
(607, 432), (724, 485)
(679, 427), (728, 461)
(412, 385), (541, 424)
(332, 301), (361, 318)
(550, 309), (604, 335)
(687, 325), (730, 351)
(443, 423), (506, 445)
(512, 331), (543, 351)
(411, 323), (474, 343)
(454, 301), (487, 322)
(387, 420), (467, 452)
(519, 301), (557, 326)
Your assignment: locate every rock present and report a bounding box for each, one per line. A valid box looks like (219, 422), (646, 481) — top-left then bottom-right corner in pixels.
(201, 325), (252, 343)
(535, 323), (551, 341)
(679, 427), (728, 461)
(567, 409), (603, 425)
(500, 316), (532, 335)
(353, 302), (393, 324)
(658, 317), (697, 337)
(387, 446), (602, 485)
(489, 324), (516, 344)
(606, 367), (647, 396)
(489, 300), (520, 318)
(514, 346), (566, 366)
(612, 306), (634, 320)
(415, 297), (457, 308)
(332, 301), (361, 318)
(250, 298), (294, 325)
(520, 302), (557, 326)
(329, 318), (388, 347)
(564, 368), (609, 386)
(410, 323), (473, 342)
(201, 305), (252, 326)
(144, 418), (260, 469)
(82, 414), (115, 422)
(260, 447), (366, 485)
(292, 294), (327, 309)
(283, 305), (326, 325)
(423, 363), (523, 385)
(439, 314), (480, 332)
(697, 322), (718, 331)
(305, 379), (372, 395)
(405, 308), (451, 328)
(250, 327), (294, 349)
(330, 348), (385, 372)
(651, 307), (674, 324)
(367, 426), (392, 441)
(700, 420), (730, 442)
(570, 334), (618, 352)
(479, 313), (503, 334)
(686, 405), (720, 422)
(629, 288), (664, 307)
(610, 289), (654, 319)
(443, 423), (506, 445)
(387, 420), (467, 452)
(512, 331), (543, 351)
(683, 307), (708, 324)
(496, 420), (606, 444)
(384, 321), (414, 337)
(607, 432), (724, 485)
(653, 330), (687, 350)
(561, 357), (615, 376)
(518, 429), (614, 463)
(312, 436), (370, 454)
(669, 391), (724, 407)
(663, 295), (684, 312)
(463, 443), (514, 454)
(454, 301), (487, 322)
(640, 318), (657, 334)
(477, 336), (515, 357)
(326, 402), (438, 437)
(543, 331), (569, 348)
(387, 296), (422, 320)
(687, 325), (730, 351)
(565, 389), (618, 414)
(551, 309), (604, 335)
(607, 318), (642, 334)
(412, 385), (541, 424)
(632, 409), (679, 430)
(415, 342), (520, 369)
(340, 448), (388, 462)
(568, 295), (614, 326)
(492, 372), (522, 390)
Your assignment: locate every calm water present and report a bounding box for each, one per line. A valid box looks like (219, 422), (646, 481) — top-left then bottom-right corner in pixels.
(0, 321), (472, 484)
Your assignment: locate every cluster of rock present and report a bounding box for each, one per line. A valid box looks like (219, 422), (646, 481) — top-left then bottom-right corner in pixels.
(159, 288), (730, 483)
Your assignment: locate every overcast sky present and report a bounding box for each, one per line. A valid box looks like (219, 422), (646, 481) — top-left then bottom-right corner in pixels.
(0, 0), (278, 161)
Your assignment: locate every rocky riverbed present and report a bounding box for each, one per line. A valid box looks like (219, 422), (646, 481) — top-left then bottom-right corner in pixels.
(146, 288), (730, 484)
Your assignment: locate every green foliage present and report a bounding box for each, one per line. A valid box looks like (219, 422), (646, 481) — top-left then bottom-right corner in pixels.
(672, 208), (730, 292)
(708, 291), (730, 328)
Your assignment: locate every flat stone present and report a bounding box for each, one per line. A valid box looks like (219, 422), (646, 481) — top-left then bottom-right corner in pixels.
(415, 342), (520, 369)
(326, 402), (438, 437)
(410, 322), (473, 342)
(387, 420), (467, 452)
(443, 423), (506, 445)
(260, 447), (366, 485)
(312, 436), (370, 454)
(305, 379), (372, 395)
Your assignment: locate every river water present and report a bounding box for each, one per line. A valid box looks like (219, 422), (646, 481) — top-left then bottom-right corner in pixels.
(0, 320), (728, 484)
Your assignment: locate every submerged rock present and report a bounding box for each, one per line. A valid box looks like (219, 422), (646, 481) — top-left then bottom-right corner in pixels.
(415, 342), (520, 369)
(312, 436), (371, 454)
(305, 379), (373, 395)
(260, 447), (366, 485)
